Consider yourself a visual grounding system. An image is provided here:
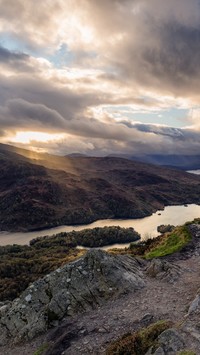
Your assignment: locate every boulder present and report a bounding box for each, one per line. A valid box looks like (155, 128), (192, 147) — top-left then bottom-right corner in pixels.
(0, 249), (145, 345)
(146, 259), (181, 282)
(157, 329), (185, 353)
(146, 328), (185, 354)
(157, 225), (175, 234)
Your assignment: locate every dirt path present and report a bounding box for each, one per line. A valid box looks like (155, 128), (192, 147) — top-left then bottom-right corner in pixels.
(2, 225), (200, 354)
(2, 254), (200, 355)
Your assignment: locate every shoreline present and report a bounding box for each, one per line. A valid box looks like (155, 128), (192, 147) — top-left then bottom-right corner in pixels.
(1, 201), (197, 234)
(0, 204), (200, 247)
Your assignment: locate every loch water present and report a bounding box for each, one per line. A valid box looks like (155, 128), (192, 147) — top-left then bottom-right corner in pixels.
(0, 204), (200, 247)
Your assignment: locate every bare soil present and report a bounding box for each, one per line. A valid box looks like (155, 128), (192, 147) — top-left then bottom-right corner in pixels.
(2, 227), (200, 354)
(0, 256), (199, 354)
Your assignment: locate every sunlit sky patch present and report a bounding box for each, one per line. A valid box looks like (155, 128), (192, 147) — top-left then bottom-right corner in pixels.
(9, 131), (66, 144)
(104, 106), (189, 128)
(48, 44), (75, 68)
(0, 0), (200, 156)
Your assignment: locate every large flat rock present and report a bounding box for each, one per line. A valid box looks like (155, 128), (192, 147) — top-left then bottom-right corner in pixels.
(0, 250), (145, 345)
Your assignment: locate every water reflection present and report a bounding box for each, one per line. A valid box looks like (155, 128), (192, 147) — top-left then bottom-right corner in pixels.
(0, 204), (200, 246)
(187, 170), (200, 175)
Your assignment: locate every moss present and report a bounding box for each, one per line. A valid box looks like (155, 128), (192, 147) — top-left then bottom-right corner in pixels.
(177, 351), (196, 355)
(106, 320), (172, 355)
(144, 225), (191, 259)
(33, 343), (48, 355)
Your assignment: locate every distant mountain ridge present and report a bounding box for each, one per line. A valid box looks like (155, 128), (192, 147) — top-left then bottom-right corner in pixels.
(108, 153), (200, 170)
(0, 143), (200, 232)
(66, 153), (88, 157)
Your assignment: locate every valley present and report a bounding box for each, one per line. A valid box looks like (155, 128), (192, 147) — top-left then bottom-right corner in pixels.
(1, 144), (200, 233)
(1, 144), (200, 354)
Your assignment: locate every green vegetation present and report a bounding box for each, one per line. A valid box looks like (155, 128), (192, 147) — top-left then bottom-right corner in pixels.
(144, 225), (191, 259)
(33, 343), (49, 355)
(0, 226), (138, 302)
(1, 143), (200, 232)
(190, 218), (200, 225)
(30, 226), (140, 248)
(106, 320), (172, 355)
(0, 243), (85, 302)
(0, 220), (195, 303)
(110, 223), (193, 261)
(177, 351), (196, 355)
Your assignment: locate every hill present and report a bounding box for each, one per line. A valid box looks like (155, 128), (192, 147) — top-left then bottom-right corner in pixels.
(108, 153), (200, 170)
(2, 221), (200, 353)
(0, 143), (200, 231)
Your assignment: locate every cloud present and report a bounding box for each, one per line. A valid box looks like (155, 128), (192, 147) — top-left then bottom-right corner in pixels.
(0, 45), (28, 62)
(0, 0), (65, 50)
(3, 99), (67, 130)
(185, 108), (200, 129)
(120, 121), (185, 139)
(2, 1), (200, 98)
(65, 0), (200, 99)
(1, 1), (200, 156)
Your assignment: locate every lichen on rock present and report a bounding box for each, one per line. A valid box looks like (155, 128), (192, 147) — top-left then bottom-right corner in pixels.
(0, 249), (145, 345)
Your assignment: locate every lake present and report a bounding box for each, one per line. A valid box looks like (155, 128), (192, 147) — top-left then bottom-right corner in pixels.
(0, 204), (200, 247)
(187, 170), (200, 175)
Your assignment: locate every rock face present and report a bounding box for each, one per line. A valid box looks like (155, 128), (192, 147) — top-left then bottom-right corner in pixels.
(146, 328), (185, 354)
(187, 294), (200, 315)
(0, 250), (145, 345)
(145, 259), (182, 282)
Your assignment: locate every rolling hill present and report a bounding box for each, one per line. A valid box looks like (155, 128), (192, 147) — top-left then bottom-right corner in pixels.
(108, 153), (200, 170)
(0, 143), (200, 232)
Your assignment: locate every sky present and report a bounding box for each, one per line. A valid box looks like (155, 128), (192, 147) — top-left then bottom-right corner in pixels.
(0, 0), (200, 156)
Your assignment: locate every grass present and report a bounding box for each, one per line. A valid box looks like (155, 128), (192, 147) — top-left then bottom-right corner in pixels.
(106, 320), (172, 355)
(109, 223), (193, 260)
(144, 225), (192, 259)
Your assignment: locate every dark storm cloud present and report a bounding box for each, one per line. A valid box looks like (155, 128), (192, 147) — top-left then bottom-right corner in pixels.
(0, 74), (142, 141)
(0, 46), (28, 62)
(1, 0), (200, 156)
(0, 73), (98, 119)
(0, 45), (37, 72)
(141, 23), (200, 90)
(122, 122), (185, 139)
(6, 99), (67, 129)
(109, 19), (200, 97)
(0, 97), (140, 141)
(81, 0), (200, 97)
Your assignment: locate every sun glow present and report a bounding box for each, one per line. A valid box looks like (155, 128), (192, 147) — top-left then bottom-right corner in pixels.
(11, 131), (64, 144)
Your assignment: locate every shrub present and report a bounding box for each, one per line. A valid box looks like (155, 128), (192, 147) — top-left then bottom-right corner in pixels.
(106, 320), (172, 355)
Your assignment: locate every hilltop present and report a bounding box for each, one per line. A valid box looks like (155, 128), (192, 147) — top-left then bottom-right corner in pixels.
(1, 221), (200, 354)
(1, 143), (200, 232)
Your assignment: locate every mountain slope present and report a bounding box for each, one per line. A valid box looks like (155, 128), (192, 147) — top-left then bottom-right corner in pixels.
(109, 153), (200, 170)
(0, 144), (200, 232)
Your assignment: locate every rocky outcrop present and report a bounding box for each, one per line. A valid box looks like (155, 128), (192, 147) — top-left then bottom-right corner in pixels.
(145, 259), (182, 282)
(146, 328), (185, 354)
(187, 293), (200, 315)
(0, 250), (145, 345)
(157, 225), (175, 234)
